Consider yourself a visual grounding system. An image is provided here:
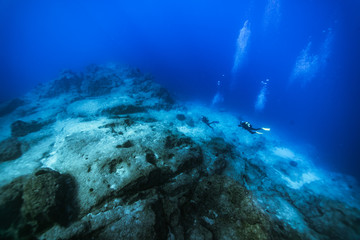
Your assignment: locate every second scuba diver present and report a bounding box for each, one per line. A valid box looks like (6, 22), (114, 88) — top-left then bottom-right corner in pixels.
(239, 121), (270, 134)
(201, 116), (219, 129)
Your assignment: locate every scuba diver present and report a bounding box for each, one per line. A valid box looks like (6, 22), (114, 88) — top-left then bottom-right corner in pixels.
(201, 116), (219, 129)
(239, 121), (270, 134)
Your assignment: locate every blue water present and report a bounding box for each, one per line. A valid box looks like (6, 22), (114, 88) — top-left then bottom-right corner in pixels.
(1, 0), (359, 179)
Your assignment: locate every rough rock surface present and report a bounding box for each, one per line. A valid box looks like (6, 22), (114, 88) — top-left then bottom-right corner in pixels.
(0, 176), (27, 235)
(22, 168), (78, 233)
(0, 63), (359, 240)
(11, 120), (47, 137)
(182, 175), (303, 240)
(0, 137), (22, 162)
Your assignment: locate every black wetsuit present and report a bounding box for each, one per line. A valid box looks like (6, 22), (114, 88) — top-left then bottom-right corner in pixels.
(202, 116), (219, 129)
(239, 121), (261, 134)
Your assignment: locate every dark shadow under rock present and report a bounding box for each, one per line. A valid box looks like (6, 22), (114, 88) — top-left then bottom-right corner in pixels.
(11, 120), (47, 137)
(176, 114), (186, 121)
(116, 140), (134, 148)
(0, 98), (25, 117)
(150, 199), (168, 240)
(145, 149), (156, 165)
(21, 168), (79, 234)
(0, 137), (22, 162)
(118, 168), (172, 202)
(0, 176), (27, 233)
(107, 158), (123, 174)
(102, 105), (147, 116)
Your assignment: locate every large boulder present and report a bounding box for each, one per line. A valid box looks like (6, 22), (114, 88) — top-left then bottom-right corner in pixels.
(21, 168), (78, 233)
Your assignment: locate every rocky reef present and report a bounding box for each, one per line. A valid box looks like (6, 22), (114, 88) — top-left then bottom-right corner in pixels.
(0, 63), (359, 240)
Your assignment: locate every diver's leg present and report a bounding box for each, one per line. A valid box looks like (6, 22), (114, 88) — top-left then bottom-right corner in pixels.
(250, 129), (263, 134)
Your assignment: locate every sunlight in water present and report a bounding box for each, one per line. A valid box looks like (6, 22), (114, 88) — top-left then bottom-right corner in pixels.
(290, 28), (333, 87)
(255, 79), (269, 112)
(263, 0), (281, 31)
(231, 20), (251, 75)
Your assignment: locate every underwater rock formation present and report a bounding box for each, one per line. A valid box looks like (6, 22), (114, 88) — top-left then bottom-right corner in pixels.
(22, 168), (78, 233)
(11, 120), (48, 137)
(182, 175), (303, 239)
(0, 177), (26, 234)
(0, 63), (359, 240)
(0, 137), (22, 162)
(0, 98), (25, 117)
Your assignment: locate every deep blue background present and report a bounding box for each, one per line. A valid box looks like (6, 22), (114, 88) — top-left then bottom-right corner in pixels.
(1, 0), (359, 179)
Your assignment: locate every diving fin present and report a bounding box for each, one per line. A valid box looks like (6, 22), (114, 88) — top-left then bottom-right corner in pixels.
(255, 131), (263, 134)
(262, 128), (270, 131)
